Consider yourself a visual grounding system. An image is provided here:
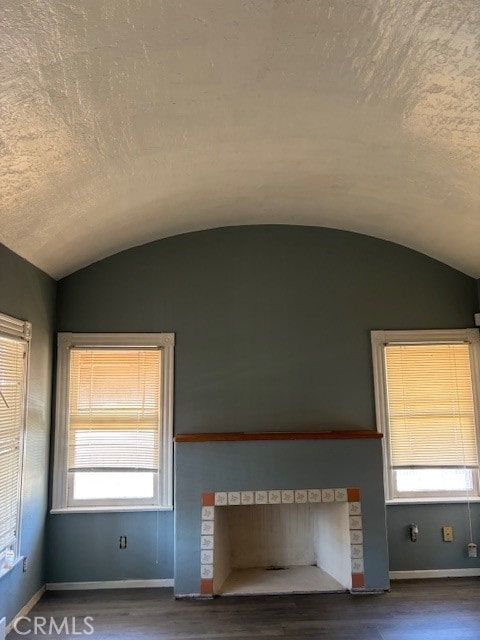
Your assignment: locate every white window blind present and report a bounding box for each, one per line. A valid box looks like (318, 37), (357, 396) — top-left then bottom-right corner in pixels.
(0, 313), (29, 569)
(66, 348), (162, 505)
(68, 349), (161, 474)
(384, 343), (478, 469)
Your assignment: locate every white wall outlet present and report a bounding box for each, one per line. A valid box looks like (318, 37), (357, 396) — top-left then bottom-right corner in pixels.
(468, 543), (477, 558)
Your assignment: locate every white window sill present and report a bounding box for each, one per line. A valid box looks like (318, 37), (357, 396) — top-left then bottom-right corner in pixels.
(0, 555), (23, 580)
(50, 506), (173, 514)
(387, 497), (480, 505)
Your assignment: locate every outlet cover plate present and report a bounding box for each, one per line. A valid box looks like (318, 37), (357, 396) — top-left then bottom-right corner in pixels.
(442, 526), (453, 542)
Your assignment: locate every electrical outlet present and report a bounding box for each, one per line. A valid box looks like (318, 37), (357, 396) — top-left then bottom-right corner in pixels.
(119, 536), (127, 549)
(442, 526), (453, 542)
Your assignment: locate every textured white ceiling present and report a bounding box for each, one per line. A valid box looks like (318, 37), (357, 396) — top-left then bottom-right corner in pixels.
(1, 1), (480, 279)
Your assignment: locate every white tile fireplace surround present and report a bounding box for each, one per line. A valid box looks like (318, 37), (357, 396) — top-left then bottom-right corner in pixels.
(200, 487), (364, 596)
(174, 431), (389, 598)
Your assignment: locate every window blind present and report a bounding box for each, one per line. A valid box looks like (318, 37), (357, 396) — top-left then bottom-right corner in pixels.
(0, 335), (26, 556)
(67, 349), (161, 473)
(384, 343), (478, 468)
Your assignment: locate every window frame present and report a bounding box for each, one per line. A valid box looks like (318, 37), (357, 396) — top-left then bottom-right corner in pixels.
(0, 312), (30, 576)
(51, 332), (174, 513)
(371, 328), (480, 503)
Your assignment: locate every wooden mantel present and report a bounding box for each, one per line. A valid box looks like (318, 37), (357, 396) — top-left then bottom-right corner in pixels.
(174, 430), (383, 443)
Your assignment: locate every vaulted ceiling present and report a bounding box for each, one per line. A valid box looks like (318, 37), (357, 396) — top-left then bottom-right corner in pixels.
(2, 1), (480, 279)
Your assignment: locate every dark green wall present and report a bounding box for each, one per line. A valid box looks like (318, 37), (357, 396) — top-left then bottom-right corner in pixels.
(56, 226), (475, 432)
(49, 226), (479, 581)
(0, 244), (56, 625)
(388, 503), (480, 572)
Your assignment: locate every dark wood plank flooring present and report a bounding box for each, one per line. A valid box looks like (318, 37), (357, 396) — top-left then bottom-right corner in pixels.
(7, 578), (480, 640)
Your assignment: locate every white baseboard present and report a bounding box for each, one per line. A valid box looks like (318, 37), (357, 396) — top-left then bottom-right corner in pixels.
(46, 578), (174, 591)
(6, 585), (45, 634)
(390, 568), (480, 580)
(0, 616), (5, 640)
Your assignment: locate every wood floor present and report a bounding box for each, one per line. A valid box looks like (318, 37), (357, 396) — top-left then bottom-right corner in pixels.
(8, 578), (480, 639)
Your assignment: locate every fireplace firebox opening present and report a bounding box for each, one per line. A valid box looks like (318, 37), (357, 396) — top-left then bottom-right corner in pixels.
(200, 488), (364, 597)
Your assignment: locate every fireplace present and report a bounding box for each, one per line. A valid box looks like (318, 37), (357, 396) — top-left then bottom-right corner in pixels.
(200, 487), (363, 596)
(174, 431), (389, 597)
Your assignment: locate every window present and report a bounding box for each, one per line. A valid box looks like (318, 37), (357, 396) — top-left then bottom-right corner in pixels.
(52, 333), (174, 511)
(0, 312), (30, 575)
(371, 329), (480, 501)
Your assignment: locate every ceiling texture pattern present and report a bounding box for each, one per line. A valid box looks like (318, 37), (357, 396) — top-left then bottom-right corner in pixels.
(1, 0), (480, 279)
